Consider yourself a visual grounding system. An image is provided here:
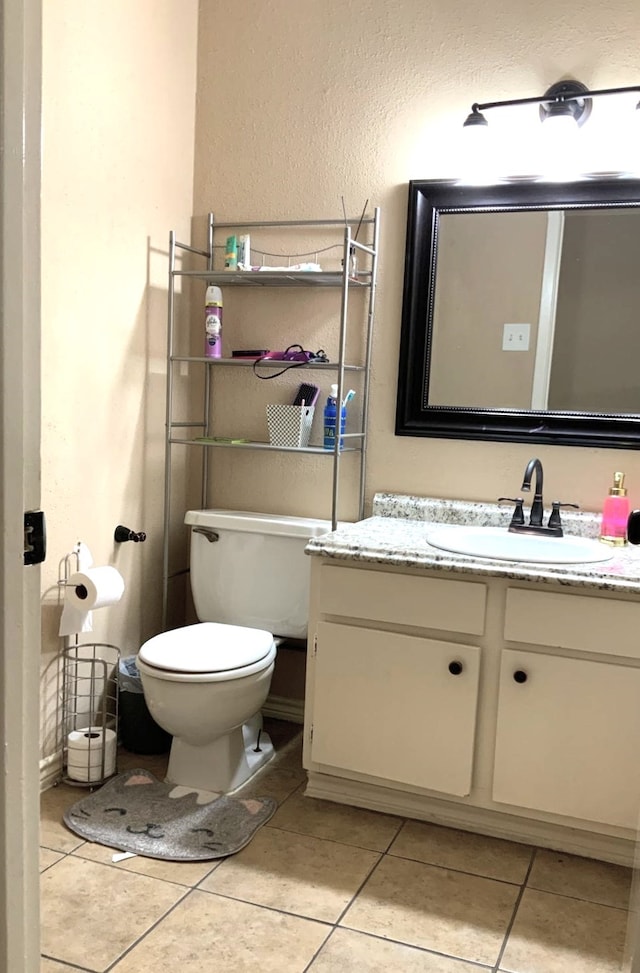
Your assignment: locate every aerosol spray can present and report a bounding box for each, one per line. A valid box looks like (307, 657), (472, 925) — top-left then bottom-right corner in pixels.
(204, 285), (223, 358)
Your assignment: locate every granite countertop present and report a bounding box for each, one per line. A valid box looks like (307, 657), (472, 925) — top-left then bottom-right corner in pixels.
(305, 493), (640, 595)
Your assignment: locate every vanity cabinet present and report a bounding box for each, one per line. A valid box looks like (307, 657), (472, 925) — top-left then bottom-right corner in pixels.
(312, 621), (481, 795)
(304, 558), (640, 863)
(308, 563), (486, 796)
(494, 586), (640, 830)
(493, 649), (640, 829)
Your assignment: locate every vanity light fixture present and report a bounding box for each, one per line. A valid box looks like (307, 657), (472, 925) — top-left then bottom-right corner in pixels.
(462, 79), (640, 134)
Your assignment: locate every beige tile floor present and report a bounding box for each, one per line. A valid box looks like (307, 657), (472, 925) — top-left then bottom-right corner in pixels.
(40, 719), (633, 973)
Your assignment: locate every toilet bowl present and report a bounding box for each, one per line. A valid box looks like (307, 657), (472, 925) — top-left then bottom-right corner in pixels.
(137, 509), (331, 794)
(138, 622), (277, 793)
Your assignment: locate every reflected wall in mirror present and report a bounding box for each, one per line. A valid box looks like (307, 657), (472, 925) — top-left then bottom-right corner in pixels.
(395, 178), (640, 448)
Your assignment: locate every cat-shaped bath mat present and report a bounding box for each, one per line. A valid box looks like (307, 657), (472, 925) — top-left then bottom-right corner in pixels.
(63, 768), (276, 861)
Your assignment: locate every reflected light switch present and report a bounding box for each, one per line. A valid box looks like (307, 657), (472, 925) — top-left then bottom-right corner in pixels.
(502, 323), (530, 351)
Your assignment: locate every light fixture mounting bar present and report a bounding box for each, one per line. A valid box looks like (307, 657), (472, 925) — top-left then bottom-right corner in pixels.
(471, 82), (640, 116)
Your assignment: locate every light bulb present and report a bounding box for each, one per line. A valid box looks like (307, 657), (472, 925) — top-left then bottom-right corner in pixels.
(458, 120), (500, 185)
(538, 112), (581, 181)
(541, 112), (577, 137)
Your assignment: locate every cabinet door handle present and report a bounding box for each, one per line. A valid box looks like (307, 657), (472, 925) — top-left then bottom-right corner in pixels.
(513, 669), (528, 684)
(448, 660), (464, 676)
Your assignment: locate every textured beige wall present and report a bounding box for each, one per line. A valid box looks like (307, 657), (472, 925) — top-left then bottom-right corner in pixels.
(193, 0), (640, 522)
(40, 1), (198, 757)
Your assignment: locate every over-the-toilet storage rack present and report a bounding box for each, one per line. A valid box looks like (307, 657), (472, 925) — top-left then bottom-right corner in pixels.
(161, 210), (380, 628)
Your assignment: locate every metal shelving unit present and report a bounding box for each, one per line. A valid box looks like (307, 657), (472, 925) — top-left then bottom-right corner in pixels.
(162, 210), (380, 627)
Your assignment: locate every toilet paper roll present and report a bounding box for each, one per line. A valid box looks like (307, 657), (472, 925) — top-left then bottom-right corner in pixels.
(59, 566), (125, 637)
(66, 726), (117, 783)
(65, 566), (125, 611)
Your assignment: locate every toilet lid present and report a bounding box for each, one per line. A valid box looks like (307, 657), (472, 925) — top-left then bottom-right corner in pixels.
(138, 622), (274, 674)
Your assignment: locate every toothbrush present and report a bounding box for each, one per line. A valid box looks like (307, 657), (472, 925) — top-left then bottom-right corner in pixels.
(342, 389), (356, 408)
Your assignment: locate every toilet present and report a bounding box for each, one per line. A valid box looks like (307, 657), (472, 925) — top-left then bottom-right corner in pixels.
(136, 510), (330, 793)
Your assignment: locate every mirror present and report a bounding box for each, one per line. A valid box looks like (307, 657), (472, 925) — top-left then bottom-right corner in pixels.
(395, 178), (640, 448)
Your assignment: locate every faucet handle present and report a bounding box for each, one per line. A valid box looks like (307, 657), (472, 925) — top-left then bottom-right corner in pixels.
(498, 497), (525, 527)
(548, 501), (579, 530)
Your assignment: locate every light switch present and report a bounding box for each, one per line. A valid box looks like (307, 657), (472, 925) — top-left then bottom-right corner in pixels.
(502, 323), (530, 351)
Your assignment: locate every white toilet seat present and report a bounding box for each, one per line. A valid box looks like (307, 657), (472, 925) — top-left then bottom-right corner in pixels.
(138, 621), (276, 683)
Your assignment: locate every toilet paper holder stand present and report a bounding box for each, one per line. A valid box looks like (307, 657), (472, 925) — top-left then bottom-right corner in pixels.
(59, 642), (120, 788)
(57, 546), (121, 788)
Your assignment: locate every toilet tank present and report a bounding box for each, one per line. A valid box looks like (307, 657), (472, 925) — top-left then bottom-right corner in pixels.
(184, 510), (331, 639)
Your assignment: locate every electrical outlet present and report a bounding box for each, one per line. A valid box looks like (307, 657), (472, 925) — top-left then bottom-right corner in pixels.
(502, 323), (530, 351)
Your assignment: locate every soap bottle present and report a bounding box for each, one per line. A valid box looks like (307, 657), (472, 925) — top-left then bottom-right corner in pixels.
(323, 384), (346, 450)
(204, 285), (223, 358)
(600, 471), (630, 546)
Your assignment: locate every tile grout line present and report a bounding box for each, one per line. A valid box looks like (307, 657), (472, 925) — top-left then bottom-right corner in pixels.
(320, 810), (409, 932)
(64, 844), (222, 890)
(40, 953), (93, 972)
(40, 835), (86, 854)
(102, 884), (195, 973)
(333, 849), (386, 927)
(491, 846), (538, 973)
(192, 857), (226, 892)
(381, 814), (407, 853)
(190, 864), (509, 970)
(39, 842), (83, 881)
(42, 825), (204, 971)
(44, 846), (504, 973)
(525, 884), (631, 912)
(325, 820), (497, 970)
(302, 925), (339, 972)
(192, 883), (337, 927)
(384, 849), (533, 888)
(257, 821), (400, 857)
(44, 836), (633, 913)
(261, 823), (403, 854)
(327, 923), (497, 970)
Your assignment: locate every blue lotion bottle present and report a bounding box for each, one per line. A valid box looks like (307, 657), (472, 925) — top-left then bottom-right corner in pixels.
(323, 384), (346, 449)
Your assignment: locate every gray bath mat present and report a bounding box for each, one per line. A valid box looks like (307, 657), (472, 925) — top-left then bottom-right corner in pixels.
(63, 768), (276, 861)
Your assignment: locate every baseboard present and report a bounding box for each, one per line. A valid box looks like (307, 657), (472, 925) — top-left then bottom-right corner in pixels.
(40, 751), (62, 792)
(306, 770), (636, 867)
(263, 694), (304, 724)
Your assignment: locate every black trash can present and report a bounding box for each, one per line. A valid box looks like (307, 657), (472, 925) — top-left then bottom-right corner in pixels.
(118, 655), (172, 755)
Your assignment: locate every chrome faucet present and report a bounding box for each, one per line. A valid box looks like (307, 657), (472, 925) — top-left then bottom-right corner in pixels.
(498, 457), (579, 537)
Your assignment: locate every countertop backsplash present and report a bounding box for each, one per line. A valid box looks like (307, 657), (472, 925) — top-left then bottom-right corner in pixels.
(371, 492), (602, 538)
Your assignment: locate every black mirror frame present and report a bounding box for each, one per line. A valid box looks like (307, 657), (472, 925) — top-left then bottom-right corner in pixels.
(395, 177), (640, 449)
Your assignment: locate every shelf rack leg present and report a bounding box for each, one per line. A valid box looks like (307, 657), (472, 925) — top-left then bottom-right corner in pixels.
(358, 206), (381, 521)
(161, 231), (176, 629)
(201, 213), (214, 508)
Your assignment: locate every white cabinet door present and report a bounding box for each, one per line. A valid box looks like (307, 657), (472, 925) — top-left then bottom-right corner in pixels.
(493, 649), (640, 829)
(310, 621), (480, 796)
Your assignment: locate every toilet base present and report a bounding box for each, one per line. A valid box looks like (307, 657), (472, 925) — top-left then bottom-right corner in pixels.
(165, 713), (275, 794)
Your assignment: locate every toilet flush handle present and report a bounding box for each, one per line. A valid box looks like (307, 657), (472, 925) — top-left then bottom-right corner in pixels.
(192, 527), (219, 543)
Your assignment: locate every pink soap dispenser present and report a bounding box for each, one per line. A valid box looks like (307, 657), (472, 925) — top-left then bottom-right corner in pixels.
(600, 471), (629, 546)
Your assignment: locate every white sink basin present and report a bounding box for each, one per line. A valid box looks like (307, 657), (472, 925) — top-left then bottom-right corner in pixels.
(426, 526), (614, 565)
